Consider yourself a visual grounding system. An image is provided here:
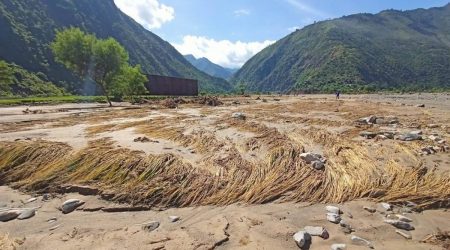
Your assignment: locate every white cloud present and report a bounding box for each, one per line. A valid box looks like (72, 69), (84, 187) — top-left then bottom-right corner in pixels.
(285, 0), (328, 18)
(233, 9), (251, 17)
(173, 36), (275, 68)
(114, 0), (174, 29)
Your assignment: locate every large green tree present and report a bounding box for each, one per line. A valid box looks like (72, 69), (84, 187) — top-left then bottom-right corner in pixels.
(111, 65), (148, 103)
(51, 28), (147, 106)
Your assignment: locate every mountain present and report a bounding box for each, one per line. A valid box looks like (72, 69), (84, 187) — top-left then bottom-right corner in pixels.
(184, 55), (238, 80)
(0, 0), (232, 95)
(232, 4), (450, 93)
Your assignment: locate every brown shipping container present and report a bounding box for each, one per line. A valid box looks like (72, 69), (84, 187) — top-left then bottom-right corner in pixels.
(145, 75), (198, 96)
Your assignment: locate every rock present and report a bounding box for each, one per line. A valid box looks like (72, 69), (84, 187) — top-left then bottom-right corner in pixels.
(378, 131), (395, 139)
(397, 133), (422, 141)
(395, 230), (412, 239)
(410, 130), (423, 135)
(331, 244), (347, 250)
(358, 116), (377, 124)
(232, 112), (246, 120)
(395, 214), (413, 223)
(142, 221), (160, 232)
(42, 194), (51, 201)
(360, 131), (377, 139)
(427, 124), (439, 128)
(380, 202), (393, 211)
(399, 207), (413, 213)
(326, 213), (341, 224)
(304, 226), (329, 239)
(293, 231), (311, 249)
(341, 226), (354, 234)
(325, 206), (341, 215)
(311, 161), (325, 170)
(416, 104), (425, 108)
(17, 208), (36, 220)
(61, 199), (85, 214)
(169, 216), (180, 222)
(363, 206), (376, 213)
(351, 235), (373, 249)
(47, 217), (57, 223)
(384, 219), (415, 231)
(26, 197), (37, 203)
(300, 152), (325, 164)
(0, 210), (21, 222)
(421, 146), (436, 155)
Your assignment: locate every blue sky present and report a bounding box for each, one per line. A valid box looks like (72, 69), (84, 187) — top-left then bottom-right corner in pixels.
(114, 0), (449, 68)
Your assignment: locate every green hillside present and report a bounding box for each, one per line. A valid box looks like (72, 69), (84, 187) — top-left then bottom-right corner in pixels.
(232, 4), (450, 93)
(0, 0), (231, 95)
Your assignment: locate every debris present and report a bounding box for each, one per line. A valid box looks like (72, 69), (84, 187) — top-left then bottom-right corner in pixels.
(396, 230), (412, 239)
(293, 231), (311, 249)
(416, 104), (425, 108)
(427, 124), (439, 128)
(301, 152), (326, 170)
(42, 194), (51, 201)
(304, 226), (329, 239)
(17, 208), (36, 220)
(384, 219), (415, 231)
(49, 224), (61, 231)
(61, 199), (85, 214)
(60, 184), (99, 195)
(142, 221), (160, 232)
(169, 216), (180, 223)
(351, 235), (373, 249)
(331, 243), (347, 250)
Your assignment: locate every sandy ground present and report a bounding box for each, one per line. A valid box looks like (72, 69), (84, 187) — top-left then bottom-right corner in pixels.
(0, 93), (449, 249)
(0, 186), (448, 250)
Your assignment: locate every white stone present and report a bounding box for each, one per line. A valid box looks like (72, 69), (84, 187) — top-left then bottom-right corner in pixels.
(380, 202), (392, 211)
(331, 244), (347, 250)
(326, 213), (341, 224)
(293, 231), (311, 248)
(169, 216), (180, 222)
(351, 235), (373, 248)
(26, 197), (37, 203)
(325, 205), (340, 214)
(396, 230), (412, 239)
(304, 226), (329, 239)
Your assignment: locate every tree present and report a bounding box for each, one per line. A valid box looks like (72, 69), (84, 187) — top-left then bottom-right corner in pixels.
(0, 60), (13, 94)
(111, 65), (147, 103)
(51, 28), (145, 106)
(236, 82), (247, 95)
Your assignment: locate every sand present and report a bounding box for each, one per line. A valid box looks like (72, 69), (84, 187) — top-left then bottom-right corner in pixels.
(0, 93), (449, 249)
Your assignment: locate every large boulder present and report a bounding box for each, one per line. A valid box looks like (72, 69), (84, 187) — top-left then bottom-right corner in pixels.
(293, 231), (311, 249)
(0, 210), (21, 222)
(17, 208), (36, 220)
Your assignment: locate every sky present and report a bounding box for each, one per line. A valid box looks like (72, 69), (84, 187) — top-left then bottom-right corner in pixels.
(114, 0), (449, 69)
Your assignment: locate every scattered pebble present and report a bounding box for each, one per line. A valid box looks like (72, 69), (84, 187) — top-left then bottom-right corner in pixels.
(169, 216), (180, 223)
(380, 202), (392, 211)
(142, 221), (160, 232)
(351, 235), (374, 249)
(331, 243), (347, 250)
(26, 197), (37, 203)
(232, 112), (246, 120)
